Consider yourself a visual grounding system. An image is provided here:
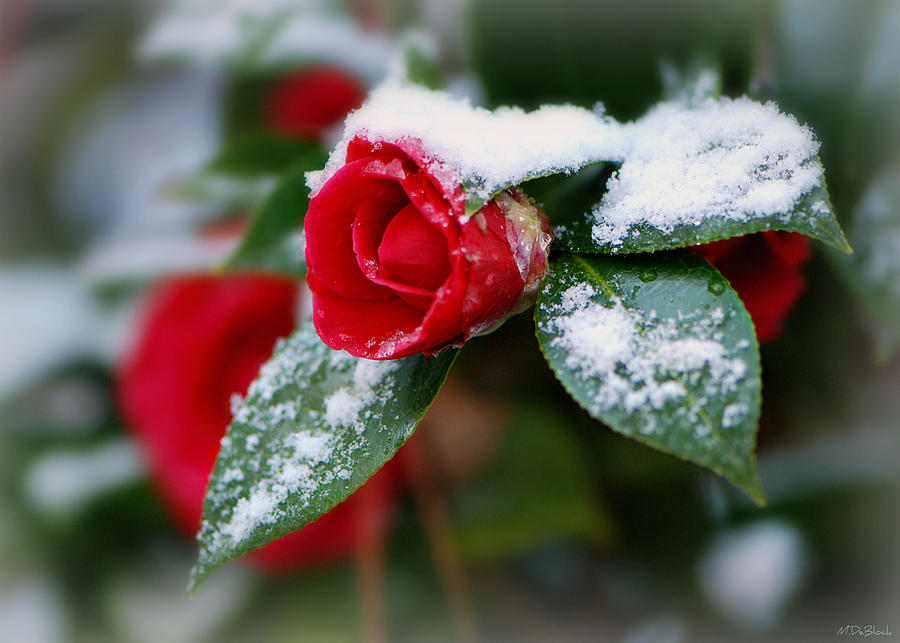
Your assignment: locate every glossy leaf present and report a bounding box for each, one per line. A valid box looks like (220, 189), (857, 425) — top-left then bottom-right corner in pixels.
(554, 170), (850, 255)
(206, 134), (324, 177)
(224, 155), (324, 276)
(535, 252), (764, 501)
(190, 323), (457, 589)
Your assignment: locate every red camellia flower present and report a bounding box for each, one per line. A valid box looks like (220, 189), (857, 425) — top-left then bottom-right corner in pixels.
(305, 136), (552, 360)
(263, 67), (366, 141)
(118, 274), (398, 571)
(693, 231), (812, 343)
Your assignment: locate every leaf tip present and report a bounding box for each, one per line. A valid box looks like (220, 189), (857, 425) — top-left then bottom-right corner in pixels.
(736, 469), (766, 507)
(185, 567), (203, 596)
(827, 230), (854, 255)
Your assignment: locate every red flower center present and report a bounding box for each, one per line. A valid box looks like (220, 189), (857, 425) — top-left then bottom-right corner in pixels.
(378, 204), (452, 291)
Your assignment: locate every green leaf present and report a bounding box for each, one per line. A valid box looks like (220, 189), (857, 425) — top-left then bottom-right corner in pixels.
(557, 171), (851, 254)
(831, 166), (900, 360)
(223, 154), (325, 276)
(451, 405), (613, 560)
(163, 173), (275, 211)
(401, 38), (443, 90)
(543, 92), (852, 255)
(205, 134), (324, 177)
(554, 159), (851, 256)
(463, 160), (607, 217)
(534, 252), (764, 502)
(190, 323), (456, 590)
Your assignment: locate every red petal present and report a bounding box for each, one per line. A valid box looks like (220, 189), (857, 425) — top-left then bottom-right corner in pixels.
(305, 159), (407, 300)
(347, 136), (467, 217)
(378, 203), (451, 291)
(310, 286), (427, 359)
(352, 201), (396, 280)
(458, 202), (524, 335)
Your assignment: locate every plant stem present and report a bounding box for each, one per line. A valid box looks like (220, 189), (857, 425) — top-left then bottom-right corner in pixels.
(405, 437), (478, 643)
(356, 488), (388, 643)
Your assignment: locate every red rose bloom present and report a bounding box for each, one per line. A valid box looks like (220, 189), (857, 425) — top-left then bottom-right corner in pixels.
(305, 136), (552, 360)
(263, 67), (366, 141)
(693, 231), (812, 343)
(118, 274), (398, 570)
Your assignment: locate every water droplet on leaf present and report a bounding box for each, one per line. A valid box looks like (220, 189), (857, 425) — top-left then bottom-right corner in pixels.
(707, 279), (726, 295)
(639, 269), (657, 283)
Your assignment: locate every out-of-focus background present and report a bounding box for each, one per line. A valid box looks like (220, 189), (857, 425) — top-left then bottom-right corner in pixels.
(1, 1), (898, 641)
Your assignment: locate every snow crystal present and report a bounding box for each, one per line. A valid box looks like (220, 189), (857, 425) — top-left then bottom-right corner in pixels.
(221, 468), (244, 484)
(722, 403), (747, 429)
(592, 97), (822, 248)
(287, 432), (332, 462)
(548, 283), (749, 434)
(220, 486), (284, 543)
(228, 393), (244, 418)
(323, 359), (401, 431)
(323, 389), (363, 427)
(309, 83), (628, 208)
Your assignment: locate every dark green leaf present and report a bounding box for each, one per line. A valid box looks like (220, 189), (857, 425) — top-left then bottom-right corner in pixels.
(402, 43), (443, 90)
(535, 252), (763, 502)
(451, 406), (613, 559)
(206, 134), (324, 177)
(163, 173), (275, 211)
(223, 154), (325, 276)
(190, 323), (456, 590)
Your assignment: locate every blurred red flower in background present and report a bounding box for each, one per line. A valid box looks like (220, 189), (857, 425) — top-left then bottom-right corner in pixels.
(693, 231), (812, 343)
(262, 67), (366, 141)
(118, 274), (400, 571)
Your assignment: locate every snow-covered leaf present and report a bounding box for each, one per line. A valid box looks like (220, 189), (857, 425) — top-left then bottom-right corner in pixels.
(139, 0), (392, 81)
(834, 166), (900, 359)
(190, 323), (456, 589)
(315, 85), (849, 254)
(535, 252), (763, 501)
(553, 98), (850, 255)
